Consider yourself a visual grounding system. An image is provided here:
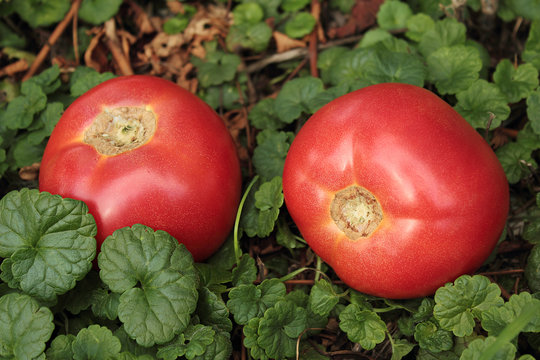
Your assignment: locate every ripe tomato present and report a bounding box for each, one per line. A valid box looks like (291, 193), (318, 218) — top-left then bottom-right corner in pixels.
(39, 75), (241, 261)
(282, 83), (509, 299)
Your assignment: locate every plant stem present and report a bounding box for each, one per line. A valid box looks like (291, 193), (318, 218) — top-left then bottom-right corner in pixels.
(233, 175), (259, 263)
(478, 302), (537, 360)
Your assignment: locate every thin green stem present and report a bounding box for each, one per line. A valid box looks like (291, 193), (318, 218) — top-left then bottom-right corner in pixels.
(478, 302), (537, 360)
(314, 255), (322, 282)
(233, 175), (259, 263)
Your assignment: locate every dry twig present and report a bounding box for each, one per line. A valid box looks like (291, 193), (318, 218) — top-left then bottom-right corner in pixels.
(23, 0), (82, 80)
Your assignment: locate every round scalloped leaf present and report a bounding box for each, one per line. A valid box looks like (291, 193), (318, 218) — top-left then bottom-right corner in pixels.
(12, 0), (70, 28)
(433, 275), (504, 337)
(339, 304), (387, 350)
(72, 325), (122, 360)
(0, 189), (97, 303)
(284, 12), (316, 39)
(0, 293), (54, 359)
(427, 45), (482, 95)
(494, 59), (539, 103)
(376, 0), (413, 31)
(98, 224), (199, 347)
(453, 79), (511, 129)
(78, 0), (123, 25)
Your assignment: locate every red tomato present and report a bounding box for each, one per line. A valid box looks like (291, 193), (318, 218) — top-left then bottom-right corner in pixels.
(39, 75), (241, 262)
(282, 83), (509, 299)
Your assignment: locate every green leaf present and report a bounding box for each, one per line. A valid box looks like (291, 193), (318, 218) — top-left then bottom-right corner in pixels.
(257, 300), (308, 359)
(433, 275), (504, 337)
(496, 142), (538, 184)
(391, 338), (416, 360)
(233, 2), (264, 24)
(248, 98), (284, 130)
(339, 304), (387, 350)
(195, 263), (232, 293)
(24, 64), (61, 94)
(91, 287), (121, 320)
(526, 245), (540, 292)
(201, 84), (241, 110)
(329, 0), (355, 13)
(232, 253), (257, 286)
(405, 13), (435, 42)
(275, 76), (324, 123)
(78, 0), (123, 25)
(191, 330), (232, 360)
(243, 318), (269, 360)
(418, 17), (466, 57)
(13, 0), (70, 28)
(252, 176), (284, 236)
(0, 293), (54, 359)
(460, 337), (516, 360)
(163, 17), (190, 34)
(482, 292), (540, 335)
(12, 133), (47, 167)
(281, 0), (311, 12)
(507, 0), (540, 20)
(163, 5), (196, 34)
(70, 66), (116, 97)
(317, 46), (350, 84)
(275, 218), (305, 250)
(196, 287), (233, 333)
(62, 270), (101, 315)
(114, 326), (158, 358)
(98, 224), (199, 347)
(227, 278), (286, 325)
(309, 279), (340, 317)
(376, 0), (413, 30)
(46, 335), (76, 360)
(524, 21), (540, 69)
(0, 22), (26, 48)
(27, 102), (64, 145)
(0, 189), (97, 302)
(413, 321), (454, 353)
(156, 324), (215, 360)
(494, 60), (539, 103)
(252, 130), (293, 181)
(4, 82), (47, 130)
(358, 29), (393, 48)
(412, 298), (436, 323)
(72, 325), (122, 360)
(326, 47), (376, 87)
(527, 88), (540, 134)
(427, 45), (482, 95)
(364, 49), (426, 87)
(196, 52), (241, 88)
(243, 0), (281, 18)
(284, 12), (316, 39)
(226, 22), (272, 52)
(453, 79), (511, 129)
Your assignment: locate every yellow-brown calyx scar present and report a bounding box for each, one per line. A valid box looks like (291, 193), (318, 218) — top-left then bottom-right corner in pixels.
(84, 106), (156, 156)
(330, 185), (383, 240)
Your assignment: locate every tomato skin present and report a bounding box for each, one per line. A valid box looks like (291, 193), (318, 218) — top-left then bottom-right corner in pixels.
(39, 75), (242, 262)
(282, 83), (509, 299)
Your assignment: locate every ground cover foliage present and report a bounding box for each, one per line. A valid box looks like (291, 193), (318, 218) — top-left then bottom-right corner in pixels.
(0, 0), (539, 359)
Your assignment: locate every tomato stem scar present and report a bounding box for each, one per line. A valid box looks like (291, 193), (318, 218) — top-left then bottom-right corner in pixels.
(330, 185), (383, 240)
(83, 106), (156, 155)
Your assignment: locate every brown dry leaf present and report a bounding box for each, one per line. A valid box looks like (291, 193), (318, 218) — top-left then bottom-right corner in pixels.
(328, 0), (384, 38)
(223, 109), (249, 163)
(19, 163), (40, 181)
(126, 0), (155, 34)
(167, 0), (185, 14)
(273, 31), (306, 53)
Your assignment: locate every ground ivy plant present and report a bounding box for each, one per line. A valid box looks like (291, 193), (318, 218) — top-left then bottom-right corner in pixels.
(0, 0), (540, 359)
